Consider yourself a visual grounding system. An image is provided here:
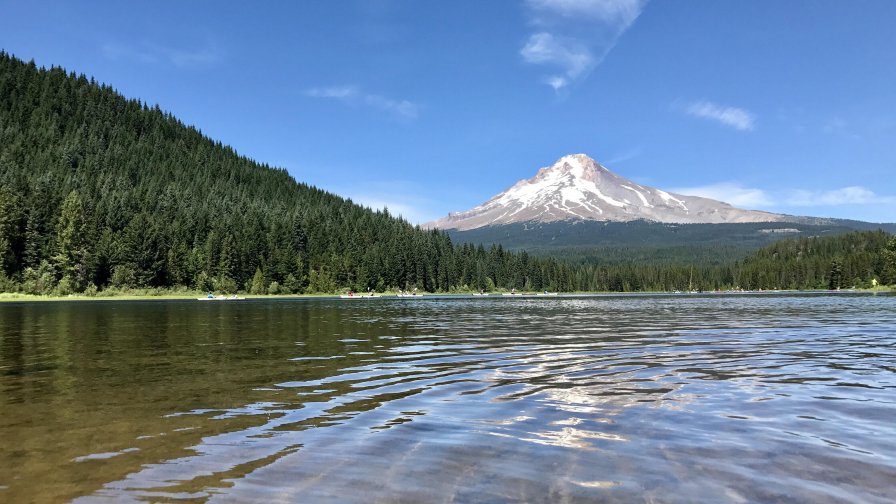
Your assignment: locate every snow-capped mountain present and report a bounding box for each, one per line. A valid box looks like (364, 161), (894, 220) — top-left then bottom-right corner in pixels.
(426, 154), (788, 231)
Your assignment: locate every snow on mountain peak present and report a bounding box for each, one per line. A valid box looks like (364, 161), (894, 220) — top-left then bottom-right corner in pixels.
(425, 154), (786, 230)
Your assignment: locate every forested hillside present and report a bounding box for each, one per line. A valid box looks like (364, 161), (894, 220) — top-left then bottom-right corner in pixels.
(0, 52), (579, 294)
(0, 52), (893, 295)
(448, 220), (896, 266)
(562, 231), (895, 292)
(734, 230), (896, 290)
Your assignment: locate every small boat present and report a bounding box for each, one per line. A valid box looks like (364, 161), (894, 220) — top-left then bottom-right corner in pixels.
(396, 293), (423, 298)
(536, 292), (559, 296)
(471, 293), (489, 297)
(340, 294), (378, 299)
(197, 295), (245, 301)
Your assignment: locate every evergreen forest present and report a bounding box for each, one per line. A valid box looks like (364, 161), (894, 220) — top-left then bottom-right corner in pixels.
(1, 52), (894, 295)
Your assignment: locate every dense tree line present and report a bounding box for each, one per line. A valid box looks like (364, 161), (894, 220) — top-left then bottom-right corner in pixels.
(731, 230), (895, 290)
(0, 52), (583, 295)
(559, 231), (894, 292)
(449, 220), (896, 266)
(0, 52), (893, 296)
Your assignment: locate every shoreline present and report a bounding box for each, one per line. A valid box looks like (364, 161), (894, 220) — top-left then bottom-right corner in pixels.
(1, 287), (891, 303)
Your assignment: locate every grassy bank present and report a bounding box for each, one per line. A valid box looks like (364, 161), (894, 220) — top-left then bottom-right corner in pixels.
(0, 289), (338, 302)
(2, 286), (892, 303)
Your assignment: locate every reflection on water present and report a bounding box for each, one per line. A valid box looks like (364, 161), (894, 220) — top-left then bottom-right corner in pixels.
(1, 294), (895, 503)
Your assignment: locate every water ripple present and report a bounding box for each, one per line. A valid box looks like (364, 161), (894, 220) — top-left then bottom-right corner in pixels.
(2, 294), (894, 502)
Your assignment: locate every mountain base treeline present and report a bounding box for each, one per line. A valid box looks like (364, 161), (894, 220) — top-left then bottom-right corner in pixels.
(1, 52), (895, 296)
(566, 230), (896, 292)
(0, 52), (582, 295)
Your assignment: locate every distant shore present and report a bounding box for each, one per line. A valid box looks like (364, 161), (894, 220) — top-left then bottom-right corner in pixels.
(1, 286), (892, 303)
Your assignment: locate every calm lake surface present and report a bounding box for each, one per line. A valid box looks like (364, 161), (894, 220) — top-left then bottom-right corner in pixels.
(1, 294), (895, 503)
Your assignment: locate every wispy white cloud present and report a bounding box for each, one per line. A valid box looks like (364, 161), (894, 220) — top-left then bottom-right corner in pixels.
(521, 0), (647, 92)
(362, 95), (419, 119)
(332, 181), (440, 224)
(602, 146), (642, 166)
(350, 196), (430, 224)
(101, 43), (156, 65)
(306, 85), (419, 120)
(101, 41), (222, 68)
(671, 183), (773, 208)
(305, 85), (358, 99)
(785, 186), (896, 206)
(672, 182), (896, 210)
(521, 33), (594, 90)
(821, 116), (863, 140)
(682, 100), (755, 131)
(528, 0), (645, 24)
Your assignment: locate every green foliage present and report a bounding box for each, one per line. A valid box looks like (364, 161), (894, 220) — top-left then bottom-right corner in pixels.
(213, 275), (238, 294)
(883, 237), (896, 285)
(0, 52), (891, 296)
(734, 230), (891, 290)
(308, 267), (337, 294)
(250, 267), (266, 295)
(0, 186), (20, 275)
(0, 51), (572, 294)
(283, 273), (302, 294)
(83, 282), (98, 296)
(194, 271), (213, 292)
(21, 261), (57, 294)
(0, 271), (16, 293)
(53, 190), (89, 290)
(56, 275), (76, 296)
(449, 220), (896, 266)
(110, 265), (136, 288)
(828, 259), (843, 290)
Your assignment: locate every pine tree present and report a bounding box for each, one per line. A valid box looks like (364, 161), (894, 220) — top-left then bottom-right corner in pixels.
(53, 190), (89, 290)
(828, 259), (843, 290)
(250, 267), (266, 295)
(883, 237), (896, 285)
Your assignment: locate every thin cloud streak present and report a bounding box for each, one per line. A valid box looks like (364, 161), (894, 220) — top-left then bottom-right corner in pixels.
(683, 100), (755, 131)
(520, 33), (594, 90)
(672, 182), (896, 209)
(528, 0), (645, 24)
(785, 186), (896, 206)
(671, 183), (773, 208)
(306, 85), (419, 120)
(521, 0), (647, 92)
(602, 146), (642, 166)
(350, 196), (430, 225)
(331, 180), (440, 225)
(101, 41), (222, 68)
(306, 85), (358, 99)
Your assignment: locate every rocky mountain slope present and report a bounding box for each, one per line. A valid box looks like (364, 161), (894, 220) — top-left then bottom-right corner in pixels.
(426, 154), (788, 231)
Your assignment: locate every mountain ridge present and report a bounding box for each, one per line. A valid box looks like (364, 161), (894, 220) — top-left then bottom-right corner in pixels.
(427, 154), (793, 230)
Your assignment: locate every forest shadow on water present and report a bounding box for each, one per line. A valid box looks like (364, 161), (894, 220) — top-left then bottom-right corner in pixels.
(1, 293), (895, 503)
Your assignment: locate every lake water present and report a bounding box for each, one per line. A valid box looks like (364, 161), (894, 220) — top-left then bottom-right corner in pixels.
(1, 293), (895, 503)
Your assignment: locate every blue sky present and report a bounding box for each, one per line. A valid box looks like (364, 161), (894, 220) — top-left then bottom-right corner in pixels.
(2, 0), (895, 223)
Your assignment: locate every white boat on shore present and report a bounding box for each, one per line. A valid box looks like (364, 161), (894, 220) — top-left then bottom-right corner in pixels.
(197, 295), (245, 301)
